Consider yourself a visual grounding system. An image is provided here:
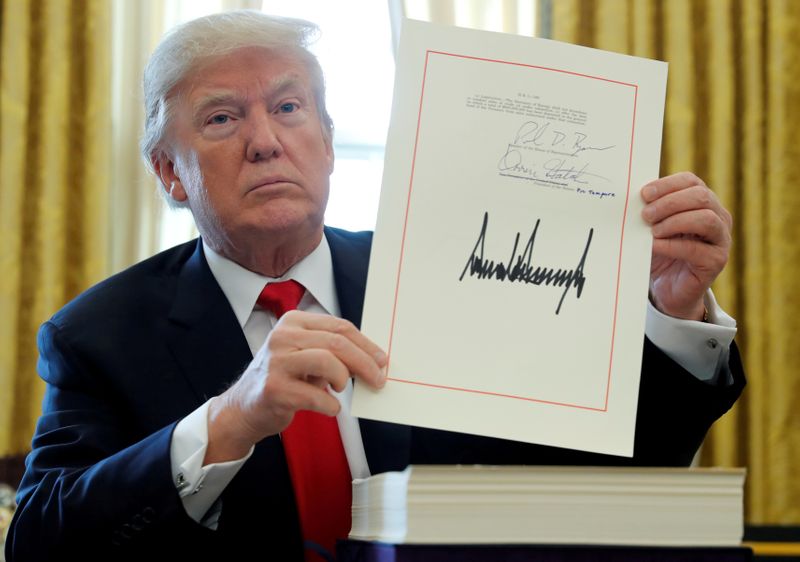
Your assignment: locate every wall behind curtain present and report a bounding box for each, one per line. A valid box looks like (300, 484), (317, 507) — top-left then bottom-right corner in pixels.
(402, 0), (538, 35)
(550, 0), (800, 525)
(0, 0), (111, 457)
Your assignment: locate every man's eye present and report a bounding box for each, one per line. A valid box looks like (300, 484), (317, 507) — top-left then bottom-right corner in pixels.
(278, 102), (298, 113)
(208, 114), (230, 125)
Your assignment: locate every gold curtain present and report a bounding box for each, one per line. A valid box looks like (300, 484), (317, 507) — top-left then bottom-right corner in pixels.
(0, 0), (111, 457)
(552, 0), (800, 524)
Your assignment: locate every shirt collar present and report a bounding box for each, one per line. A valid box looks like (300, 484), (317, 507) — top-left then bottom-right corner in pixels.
(203, 234), (340, 329)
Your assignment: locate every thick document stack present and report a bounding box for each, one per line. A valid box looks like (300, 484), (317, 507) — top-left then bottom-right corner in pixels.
(349, 465), (746, 546)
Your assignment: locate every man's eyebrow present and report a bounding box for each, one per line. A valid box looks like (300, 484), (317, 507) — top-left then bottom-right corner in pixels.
(191, 91), (242, 126)
(189, 75), (309, 126)
(268, 74), (307, 100)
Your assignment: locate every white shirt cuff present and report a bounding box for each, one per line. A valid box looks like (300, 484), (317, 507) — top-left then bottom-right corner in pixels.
(645, 290), (737, 382)
(170, 399), (254, 528)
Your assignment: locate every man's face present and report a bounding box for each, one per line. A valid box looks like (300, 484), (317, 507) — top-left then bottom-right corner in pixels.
(159, 47), (333, 260)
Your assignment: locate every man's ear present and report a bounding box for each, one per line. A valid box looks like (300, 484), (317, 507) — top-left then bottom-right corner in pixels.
(152, 153), (188, 203)
(324, 136), (335, 175)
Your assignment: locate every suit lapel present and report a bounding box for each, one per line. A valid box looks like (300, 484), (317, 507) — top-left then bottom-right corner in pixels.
(325, 227), (413, 474)
(325, 226), (370, 329)
(165, 241), (253, 404)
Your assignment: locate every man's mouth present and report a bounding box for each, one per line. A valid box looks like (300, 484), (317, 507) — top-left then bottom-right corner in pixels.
(247, 177), (293, 193)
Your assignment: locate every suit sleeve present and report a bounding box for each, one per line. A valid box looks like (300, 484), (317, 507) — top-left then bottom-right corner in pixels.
(5, 321), (213, 561)
(629, 337), (745, 466)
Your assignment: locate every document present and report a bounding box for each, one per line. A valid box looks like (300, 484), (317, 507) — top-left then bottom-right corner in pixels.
(352, 20), (667, 457)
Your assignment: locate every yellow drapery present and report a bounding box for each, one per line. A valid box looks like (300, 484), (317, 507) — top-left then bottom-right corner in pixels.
(0, 0), (110, 457)
(552, 0), (800, 525)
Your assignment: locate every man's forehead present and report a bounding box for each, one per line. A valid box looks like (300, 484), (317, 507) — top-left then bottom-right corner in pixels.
(191, 73), (307, 102)
(179, 48), (312, 102)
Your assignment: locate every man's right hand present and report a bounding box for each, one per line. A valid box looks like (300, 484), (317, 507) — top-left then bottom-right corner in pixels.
(203, 311), (388, 464)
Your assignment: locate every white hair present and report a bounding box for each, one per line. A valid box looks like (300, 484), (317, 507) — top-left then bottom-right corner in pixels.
(140, 10), (333, 206)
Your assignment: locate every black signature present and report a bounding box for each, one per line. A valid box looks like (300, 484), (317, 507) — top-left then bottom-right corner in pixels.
(512, 120), (615, 157)
(543, 159), (610, 184)
(497, 146), (536, 176)
(459, 212), (593, 315)
(571, 132), (615, 157)
(497, 149), (610, 185)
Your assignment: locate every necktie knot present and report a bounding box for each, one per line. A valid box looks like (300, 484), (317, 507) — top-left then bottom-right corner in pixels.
(257, 280), (305, 319)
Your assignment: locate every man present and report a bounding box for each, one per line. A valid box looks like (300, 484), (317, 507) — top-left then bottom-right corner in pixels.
(6, 10), (743, 562)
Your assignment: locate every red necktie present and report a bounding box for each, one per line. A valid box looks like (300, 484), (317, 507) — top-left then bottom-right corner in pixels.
(257, 280), (352, 561)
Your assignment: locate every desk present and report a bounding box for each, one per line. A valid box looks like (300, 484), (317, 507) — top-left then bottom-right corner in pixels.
(338, 541), (753, 562)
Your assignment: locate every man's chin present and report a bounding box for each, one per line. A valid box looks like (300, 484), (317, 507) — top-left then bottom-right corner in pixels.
(247, 211), (325, 239)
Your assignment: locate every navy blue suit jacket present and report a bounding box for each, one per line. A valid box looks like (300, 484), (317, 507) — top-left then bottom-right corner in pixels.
(6, 227), (745, 561)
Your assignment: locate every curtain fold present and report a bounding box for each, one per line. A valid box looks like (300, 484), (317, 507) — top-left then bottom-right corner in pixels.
(0, 0), (111, 456)
(551, 0), (800, 525)
(110, 0), (172, 274)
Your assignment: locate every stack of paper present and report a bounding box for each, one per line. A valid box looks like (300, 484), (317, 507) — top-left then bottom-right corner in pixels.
(350, 465), (746, 546)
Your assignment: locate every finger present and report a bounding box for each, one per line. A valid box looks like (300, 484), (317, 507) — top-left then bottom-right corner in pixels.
(640, 171), (705, 203)
(650, 208), (731, 248)
(652, 238), (728, 273)
(273, 313), (388, 388)
(273, 347), (351, 393)
(642, 184), (726, 225)
(281, 311), (387, 365)
(276, 378), (343, 417)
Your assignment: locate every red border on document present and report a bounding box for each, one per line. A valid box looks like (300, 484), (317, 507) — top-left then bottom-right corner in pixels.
(386, 50), (639, 413)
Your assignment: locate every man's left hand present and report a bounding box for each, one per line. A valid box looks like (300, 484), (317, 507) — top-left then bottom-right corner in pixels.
(641, 172), (733, 320)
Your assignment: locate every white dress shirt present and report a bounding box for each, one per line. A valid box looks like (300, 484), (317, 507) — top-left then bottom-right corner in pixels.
(170, 235), (737, 527)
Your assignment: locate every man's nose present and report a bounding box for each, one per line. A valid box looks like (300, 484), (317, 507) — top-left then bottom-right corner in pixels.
(245, 110), (282, 162)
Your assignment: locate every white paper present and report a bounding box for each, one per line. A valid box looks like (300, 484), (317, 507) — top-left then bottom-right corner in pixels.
(352, 20), (667, 457)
